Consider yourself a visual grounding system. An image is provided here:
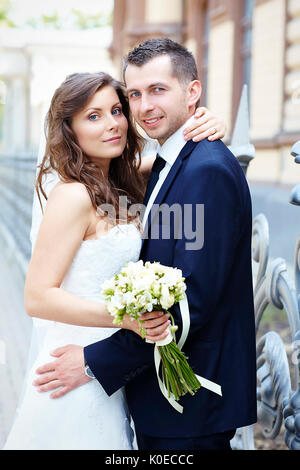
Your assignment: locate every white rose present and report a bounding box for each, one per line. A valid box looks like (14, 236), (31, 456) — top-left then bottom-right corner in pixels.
(134, 272), (155, 292)
(137, 291), (156, 311)
(160, 284), (175, 310)
(123, 291), (135, 306)
(117, 275), (129, 288)
(122, 260), (144, 277)
(101, 278), (115, 292)
(146, 262), (169, 275)
(159, 270), (180, 287)
(107, 305), (119, 316)
(110, 293), (125, 309)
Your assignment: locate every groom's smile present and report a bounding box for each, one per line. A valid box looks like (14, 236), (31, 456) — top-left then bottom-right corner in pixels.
(143, 116), (164, 128)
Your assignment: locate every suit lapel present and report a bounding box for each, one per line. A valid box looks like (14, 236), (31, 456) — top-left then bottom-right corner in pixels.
(141, 140), (197, 249)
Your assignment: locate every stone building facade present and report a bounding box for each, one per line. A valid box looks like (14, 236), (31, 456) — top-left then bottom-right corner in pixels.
(110, 0), (300, 184)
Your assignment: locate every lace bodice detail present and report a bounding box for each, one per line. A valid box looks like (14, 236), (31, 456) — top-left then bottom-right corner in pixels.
(61, 223), (142, 301)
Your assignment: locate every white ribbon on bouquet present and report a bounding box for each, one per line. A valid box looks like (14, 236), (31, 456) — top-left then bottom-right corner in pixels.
(147, 293), (222, 413)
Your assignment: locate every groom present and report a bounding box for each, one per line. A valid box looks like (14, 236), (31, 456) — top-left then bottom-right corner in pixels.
(35, 38), (257, 450)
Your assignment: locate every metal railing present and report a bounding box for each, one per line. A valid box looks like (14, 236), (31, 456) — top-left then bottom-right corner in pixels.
(0, 154), (36, 262)
(229, 88), (300, 449)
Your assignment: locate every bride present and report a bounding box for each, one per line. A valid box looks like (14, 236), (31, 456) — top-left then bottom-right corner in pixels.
(3, 72), (225, 450)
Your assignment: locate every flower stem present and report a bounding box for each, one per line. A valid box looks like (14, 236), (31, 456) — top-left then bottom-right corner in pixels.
(158, 341), (201, 400)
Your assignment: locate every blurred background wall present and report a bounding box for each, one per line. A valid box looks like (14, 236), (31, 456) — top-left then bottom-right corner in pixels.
(0, 0), (116, 267)
(1, 0), (299, 190)
(111, 0), (300, 185)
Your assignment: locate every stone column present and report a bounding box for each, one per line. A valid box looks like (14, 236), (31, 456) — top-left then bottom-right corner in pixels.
(207, 5), (235, 135)
(111, 0), (184, 73)
(184, 0), (209, 90)
(110, 0), (126, 76)
(145, 0), (182, 25)
(250, 0), (286, 141)
(3, 77), (28, 155)
(0, 48), (30, 156)
(123, 0), (146, 50)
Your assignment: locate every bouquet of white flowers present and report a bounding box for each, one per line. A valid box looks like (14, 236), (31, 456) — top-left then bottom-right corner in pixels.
(102, 260), (201, 407)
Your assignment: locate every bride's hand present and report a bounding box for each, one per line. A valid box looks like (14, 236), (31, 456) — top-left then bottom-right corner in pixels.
(123, 311), (170, 342)
(183, 106), (227, 143)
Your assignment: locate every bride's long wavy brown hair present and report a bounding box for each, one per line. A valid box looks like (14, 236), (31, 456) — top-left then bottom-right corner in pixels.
(36, 72), (146, 223)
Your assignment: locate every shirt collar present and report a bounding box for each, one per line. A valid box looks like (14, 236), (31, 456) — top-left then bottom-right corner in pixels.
(156, 115), (196, 167)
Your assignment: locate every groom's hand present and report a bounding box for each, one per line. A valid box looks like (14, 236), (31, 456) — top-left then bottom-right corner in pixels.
(33, 344), (90, 399)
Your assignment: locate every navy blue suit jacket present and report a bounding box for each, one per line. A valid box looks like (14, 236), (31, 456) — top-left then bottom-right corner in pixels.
(84, 138), (257, 438)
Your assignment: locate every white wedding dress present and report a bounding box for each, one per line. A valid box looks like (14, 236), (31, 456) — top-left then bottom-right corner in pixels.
(3, 223), (142, 450)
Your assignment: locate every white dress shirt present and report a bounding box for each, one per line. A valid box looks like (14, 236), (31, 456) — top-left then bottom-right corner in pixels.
(142, 115), (196, 229)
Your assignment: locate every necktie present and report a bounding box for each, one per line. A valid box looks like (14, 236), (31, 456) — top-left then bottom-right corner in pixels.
(143, 154), (166, 206)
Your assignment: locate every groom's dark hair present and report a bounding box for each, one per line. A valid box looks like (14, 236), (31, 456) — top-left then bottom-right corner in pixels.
(123, 37), (199, 87)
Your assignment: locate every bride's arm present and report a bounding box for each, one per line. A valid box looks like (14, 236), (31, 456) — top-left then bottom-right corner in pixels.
(25, 182), (113, 327)
(183, 106), (227, 143)
(25, 182), (168, 340)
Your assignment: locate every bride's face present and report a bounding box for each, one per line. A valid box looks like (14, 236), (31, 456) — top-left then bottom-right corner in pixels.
(71, 85), (128, 166)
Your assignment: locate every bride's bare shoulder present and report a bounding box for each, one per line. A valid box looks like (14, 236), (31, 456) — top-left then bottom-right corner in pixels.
(47, 181), (92, 212)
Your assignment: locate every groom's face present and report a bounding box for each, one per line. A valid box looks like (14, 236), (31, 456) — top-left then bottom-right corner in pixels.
(125, 55), (191, 145)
